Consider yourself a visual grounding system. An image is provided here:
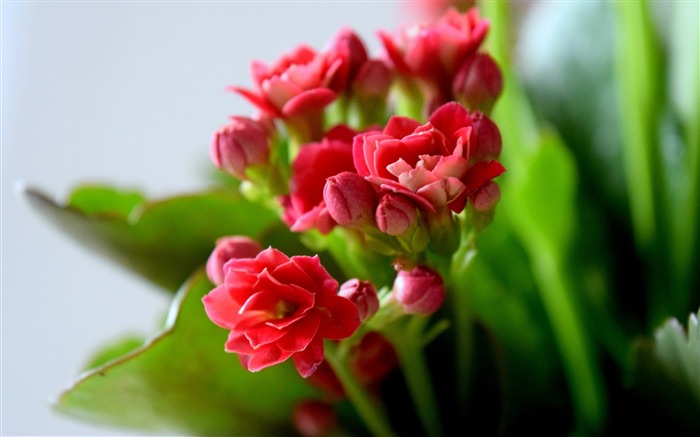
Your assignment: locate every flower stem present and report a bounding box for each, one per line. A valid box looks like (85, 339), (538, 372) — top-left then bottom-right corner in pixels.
(387, 316), (443, 437)
(324, 342), (397, 437)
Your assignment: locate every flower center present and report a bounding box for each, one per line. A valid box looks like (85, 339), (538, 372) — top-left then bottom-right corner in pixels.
(275, 300), (298, 319)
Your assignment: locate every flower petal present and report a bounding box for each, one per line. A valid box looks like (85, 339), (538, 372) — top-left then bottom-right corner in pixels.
(202, 285), (241, 330)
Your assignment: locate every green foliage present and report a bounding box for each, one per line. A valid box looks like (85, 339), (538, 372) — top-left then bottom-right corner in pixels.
(24, 185), (281, 291)
(54, 271), (320, 435)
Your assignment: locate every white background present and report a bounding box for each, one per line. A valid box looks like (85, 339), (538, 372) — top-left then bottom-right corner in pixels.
(2, 2), (401, 435)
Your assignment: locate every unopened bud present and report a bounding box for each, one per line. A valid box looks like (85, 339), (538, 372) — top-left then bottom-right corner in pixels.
(453, 53), (503, 114)
(376, 193), (417, 236)
(469, 180), (501, 212)
(339, 279), (379, 321)
(292, 400), (337, 437)
(350, 332), (398, 386)
(393, 266), (445, 315)
(210, 116), (271, 180)
(206, 236), (263, 285)
(469, 112), (502, 164)
(323, 172), (376, 227)
(353, 60), (393, 99)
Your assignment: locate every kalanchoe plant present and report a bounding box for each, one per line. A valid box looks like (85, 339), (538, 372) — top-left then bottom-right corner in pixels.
(24, 1), (700, 435)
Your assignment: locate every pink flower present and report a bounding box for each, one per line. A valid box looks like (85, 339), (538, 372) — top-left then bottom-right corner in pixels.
(230, 45), (337, 119)
(202, 247), (360, 378)
(379, 8), (489, 98)
(352, 102), (505, 213)
(210, 116), (273, 180)
(206, 236), (263, 285)
(281, 126), (357, 234)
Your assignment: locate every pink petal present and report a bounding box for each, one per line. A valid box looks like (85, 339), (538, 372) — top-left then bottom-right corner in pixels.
(245, 345), (294, 372)
(245, 323), (287, 349)
(315, 294), (361, 340)
(462, 160), (506, 195)
(383, 116), (421, 138)
(225, 330), (255, 354)
(263, 77), (303, 110)
(228, 86), (282, 118)
(276, 313), (322, 352)
(428, 102), (472, 140)
(292, 337), (325, 378)
(202, 285), (241, 330)
(282, 88), (336, 117)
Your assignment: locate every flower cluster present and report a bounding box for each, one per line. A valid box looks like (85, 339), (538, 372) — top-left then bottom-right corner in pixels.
(203, 6), (504, 433)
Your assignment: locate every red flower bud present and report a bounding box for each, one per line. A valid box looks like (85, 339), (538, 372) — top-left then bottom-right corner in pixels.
(352, 59), (393, 99)
(205, 236), (262, 285)
(350, 332), (399, 387)
(210, 116), (271, 180)
(393, 266), (445, 315)
(338, 279), (379, 321)
(292, 400), (337, 437)
(453, 53), (503, 114)
(469, 111), (502, 164)
(323, 172), (377, 227)
(376, 193), (418, 236)
(469, 180), (501, 212)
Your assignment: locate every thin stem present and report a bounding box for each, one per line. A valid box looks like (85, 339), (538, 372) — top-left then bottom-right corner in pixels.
(324, 343), (397, 437)
(387, 317), (443, 437)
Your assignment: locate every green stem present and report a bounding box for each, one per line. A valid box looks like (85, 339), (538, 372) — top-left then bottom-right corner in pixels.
(535, 246), (606, 433)
(449, 228), (478, 417)
(387, 317), (443, 437)
(325, 342), (397, 437)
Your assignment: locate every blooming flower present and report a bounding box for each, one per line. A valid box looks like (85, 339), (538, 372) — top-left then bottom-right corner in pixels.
(352, 101), (505, 214)
(379, 7), (489, 101)
(202, 247), (360, 377)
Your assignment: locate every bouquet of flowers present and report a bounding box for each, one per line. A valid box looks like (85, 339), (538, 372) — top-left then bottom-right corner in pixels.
(26, 1), (699, 435)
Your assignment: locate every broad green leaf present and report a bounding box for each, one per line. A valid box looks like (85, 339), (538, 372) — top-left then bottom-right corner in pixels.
(54, 271), (319, 435)
(24, 185), (281, 291)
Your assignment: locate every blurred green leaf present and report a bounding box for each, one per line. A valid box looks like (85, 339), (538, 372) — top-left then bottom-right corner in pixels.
(82, 336), (145, 371)
(24, 185), (282, 291)
(54, 271), (319, 435)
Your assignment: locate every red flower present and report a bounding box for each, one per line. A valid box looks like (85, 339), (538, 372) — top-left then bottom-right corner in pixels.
(202, 248), (360, 377)
(281, 126), (357, 233)
(379, 8), (489, 98)
(352, 102), (504, 214)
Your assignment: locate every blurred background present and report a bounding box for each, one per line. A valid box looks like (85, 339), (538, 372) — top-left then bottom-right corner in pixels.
(2, 2), (401, 435)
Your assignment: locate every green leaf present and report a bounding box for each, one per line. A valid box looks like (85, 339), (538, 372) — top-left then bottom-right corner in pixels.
(54, 271), (319, 435)
(24, 185), (281, 291)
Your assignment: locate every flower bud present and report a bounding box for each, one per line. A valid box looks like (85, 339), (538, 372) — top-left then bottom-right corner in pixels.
(352, 60), (393, 99)
(469, 180), (501, 212)
(292, 400), (337, 437)
(376, 193), (417, 236)
(350, 332), (398, 387)
(205, 236), (262, 285)
(323, 172), (377, 227)
(210, 116), (271, 180)
(325, 27), (369, 93)
(453, 53), (503, 114)
(469, 111), (502, 164)
(338, 279), (379, 321)
(393, 266), (445, 315)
